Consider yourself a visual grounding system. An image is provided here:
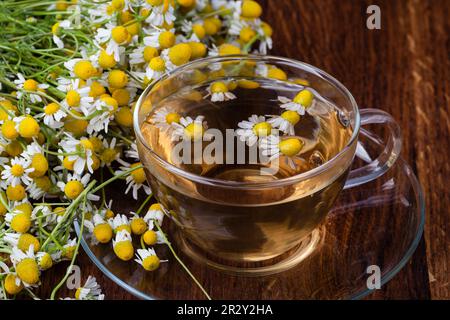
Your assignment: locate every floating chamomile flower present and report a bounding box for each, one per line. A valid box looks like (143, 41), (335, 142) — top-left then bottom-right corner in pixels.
(10, 246), (40, 286)
(56, 173), (99, 201)
(171, 115), (211, 141)
(150, 107), (181, 133)
(51, 20), (71, 49)
(37, 102), (67, 129)
(267, 110), (301, 135)
(278, 89), (315, 116)
(236, 115), (273, 146)
(115, 162), (151, 200)
(13, 74), (49, 103)
(75, 276), (104, 300)
(143, 203), (165, 230)
(205, 81), (237, 102)
(1, 156), (34, 187)
(142, 0), (176, 27)
(113, 230), (134, 261)
(135, 248), (166, 271)
(259, 135), (305, 170)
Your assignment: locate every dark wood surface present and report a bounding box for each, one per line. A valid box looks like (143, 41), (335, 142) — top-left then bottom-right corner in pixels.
(38, 0), (449, 300)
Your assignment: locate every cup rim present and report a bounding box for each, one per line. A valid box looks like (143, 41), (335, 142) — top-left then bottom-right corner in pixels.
(133, 54), (361, 188)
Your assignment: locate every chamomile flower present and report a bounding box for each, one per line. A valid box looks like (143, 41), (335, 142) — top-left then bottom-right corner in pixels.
(3, 273), (23, 296)
(1, 157), (34, 186)
(115, 162), (151, 200)
(62, 85), (94, 114)
(36, 251), (53, 271)
(99, 137), (122, 167)
(51, 20), (71, 49)
(259, 135), (305, 170)
(95, 23), (129, 62)
(3, 233), (40, 252)
(14, 74), (49, 103)
(277, 89), (315, 115)
(135, 248), (166, 271)
(86, 96), (118, 134)
(26, 176), (53, 200)
(236, 115), (273, 146)
(109, 214), (131, 233)
(171, 115), (211, 141)
(149, 107), (181, 133)
(64, 58), (97, 80)
(143, 203), (165, 230)
(56, 173), (99, 201)
(75, 276), (104, 300)
(113, 230), (134, 261)
(142, 0), (176, 26)
(62, 238), (77, 260)
(257, 21), (273, 54)
(205, 81), (237, 102)
(267, 110), (301, 135)
(10, 246), (40, 286)
(143, 28), (176, 50)
(59, 134), (95, 174)
(129, 45), (159, 66)
(37, 102), (67, 128)
(145, 56), (167, 80)
(5, 209), (32, 234)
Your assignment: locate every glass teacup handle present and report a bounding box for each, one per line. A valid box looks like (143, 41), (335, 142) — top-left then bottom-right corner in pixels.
(344, 108), (402, 189)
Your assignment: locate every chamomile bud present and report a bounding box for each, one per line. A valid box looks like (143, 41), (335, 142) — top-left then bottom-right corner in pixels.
(108, 70), (128, 89)
(73, 60), (96, 80)
(113, 230), (134, 261)
(16, 258), (40, 285)
(4, 274), (23, 295)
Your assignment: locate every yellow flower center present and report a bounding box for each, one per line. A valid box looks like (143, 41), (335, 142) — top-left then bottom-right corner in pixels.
(93, 223), (113, 243)
(279, 138), (304, 157)
(165, 112), (180, 124)
(89, 81), (106, 98)
(73, 60), (96, 80)
(218, 43), (241, 55)
(11, 213), (31, 234)
(66, 90), (81, 107)
(111, 0), (125, 10)
(111, 26), (129, 44)
(108, 69), (128, 89)
(64, 180), (84, 199)
(100, 148), (118, 164)
(252, 122), (272, 137)
(168, 43), (192, 66)
(80, 138), (94, 151)
(261, 22), (273, 37)
(241, 0), (262, 19)
(100, 96), (119, 112)
(18, 116), (40, 138)
(5, 141), (23, 157)
(115, 224), (131, 234)
(112, 88), (130, 106)
(34, 176), (52, 191)
(130, 163), (146, 184)
(149, 56), (166, 72)
(211, 81), (228, 93)
(18, 233), (40, 252)
(14, 202), (32, 216)
(16, 258), (40, 285)
(239, 26), (256, 43)
(44, 102), (60, 115)
(146, 0), (163, 5)
(237, 79), (260, 89)
(62, 156), (75, 171)
(267, 68), (287, 81)
(188, 42), (207, 59)
(23, 79), (38, 91)
(149, 203), (163, 211)
(115, 107), (133, 127)
(143, 46), (158, 63)
(51, 22), (60, 35)
(75, 287), (82, 300)
(4, 274), (23, 295)
(131, 217), (147, 235)
(192, 24), (206, 39)
(6, 184), (26, 201)
(11, 164), (25, 177)
(98, 50), (117, 69)
(54, 207), (65, 216)
(281, 110), (301, 125)
(63, 246), (75, 260)
(1, 120), (19, 140)
(158, 31), (175, 49)
(184, 123), (204, 140)
(105, 209), (115, 219)
(142, 255), (160, 271)
(30, 154), (48, 178)
(293, 89), (314, 108)
(142, 230), (158, 245)
(113, 240), (134, 261)
(39, 252), (53, 270)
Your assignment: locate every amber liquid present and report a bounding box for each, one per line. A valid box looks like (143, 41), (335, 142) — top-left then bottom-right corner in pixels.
(138, 79), (353, 262)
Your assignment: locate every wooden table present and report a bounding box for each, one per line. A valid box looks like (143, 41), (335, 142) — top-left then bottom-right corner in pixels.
(37, 0), (449, 300)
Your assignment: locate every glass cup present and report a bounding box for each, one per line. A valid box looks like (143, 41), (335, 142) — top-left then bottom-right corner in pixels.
(134, 55), (402, 275)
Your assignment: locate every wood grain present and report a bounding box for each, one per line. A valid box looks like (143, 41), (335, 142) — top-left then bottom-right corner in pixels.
(38, 0), (449, 300)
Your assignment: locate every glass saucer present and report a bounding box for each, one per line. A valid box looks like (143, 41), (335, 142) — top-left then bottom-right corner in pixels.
(77, 129), (425, 299)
